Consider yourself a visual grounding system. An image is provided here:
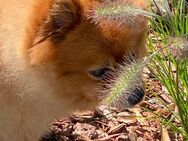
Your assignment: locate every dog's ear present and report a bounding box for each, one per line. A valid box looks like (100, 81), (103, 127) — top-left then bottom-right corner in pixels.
(34, 0), (81, 45)
(28, 0), (81, 66)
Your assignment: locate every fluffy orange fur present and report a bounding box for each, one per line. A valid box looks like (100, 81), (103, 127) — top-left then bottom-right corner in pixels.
(0, 0), (148, 140)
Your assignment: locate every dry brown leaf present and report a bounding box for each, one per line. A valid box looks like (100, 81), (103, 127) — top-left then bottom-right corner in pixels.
(161, 126), (170, 141)
(108, 123), (126, 135)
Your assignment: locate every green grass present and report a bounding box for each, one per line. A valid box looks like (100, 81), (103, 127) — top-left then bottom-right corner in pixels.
(147, 0), (188, 140)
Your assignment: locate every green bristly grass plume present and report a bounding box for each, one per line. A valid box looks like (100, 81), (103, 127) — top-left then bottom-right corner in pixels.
(87, 0), (155, 28)
(102, 48), (164, 108)
(103, 61), (143, 108)
(169, 37), (188, 60)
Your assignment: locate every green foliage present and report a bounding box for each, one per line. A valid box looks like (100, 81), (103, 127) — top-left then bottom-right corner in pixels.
(148, 0), (188, 140)
(150, 0), (188, 36)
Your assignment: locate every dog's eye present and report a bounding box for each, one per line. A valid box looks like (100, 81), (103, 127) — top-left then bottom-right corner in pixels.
(89, 67), (109, 79)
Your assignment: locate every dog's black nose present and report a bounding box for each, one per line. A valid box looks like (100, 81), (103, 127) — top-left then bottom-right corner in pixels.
(127, 87), (145, 106)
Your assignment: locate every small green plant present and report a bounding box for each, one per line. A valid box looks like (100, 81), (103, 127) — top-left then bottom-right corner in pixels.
(148, 0), (188, 140)
(147, 36), (188, 140)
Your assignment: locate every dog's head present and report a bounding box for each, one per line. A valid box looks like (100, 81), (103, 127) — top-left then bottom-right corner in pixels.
(24, 0), (148, 112)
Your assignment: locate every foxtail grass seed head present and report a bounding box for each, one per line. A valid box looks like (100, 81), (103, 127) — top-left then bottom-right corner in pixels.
(99, 59), (144, 108)
(87, 0), (154, 29)
(169, 37), (188, 60)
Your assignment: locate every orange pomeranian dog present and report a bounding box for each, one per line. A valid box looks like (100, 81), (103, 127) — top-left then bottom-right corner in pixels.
(0, 0), (148, 140)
